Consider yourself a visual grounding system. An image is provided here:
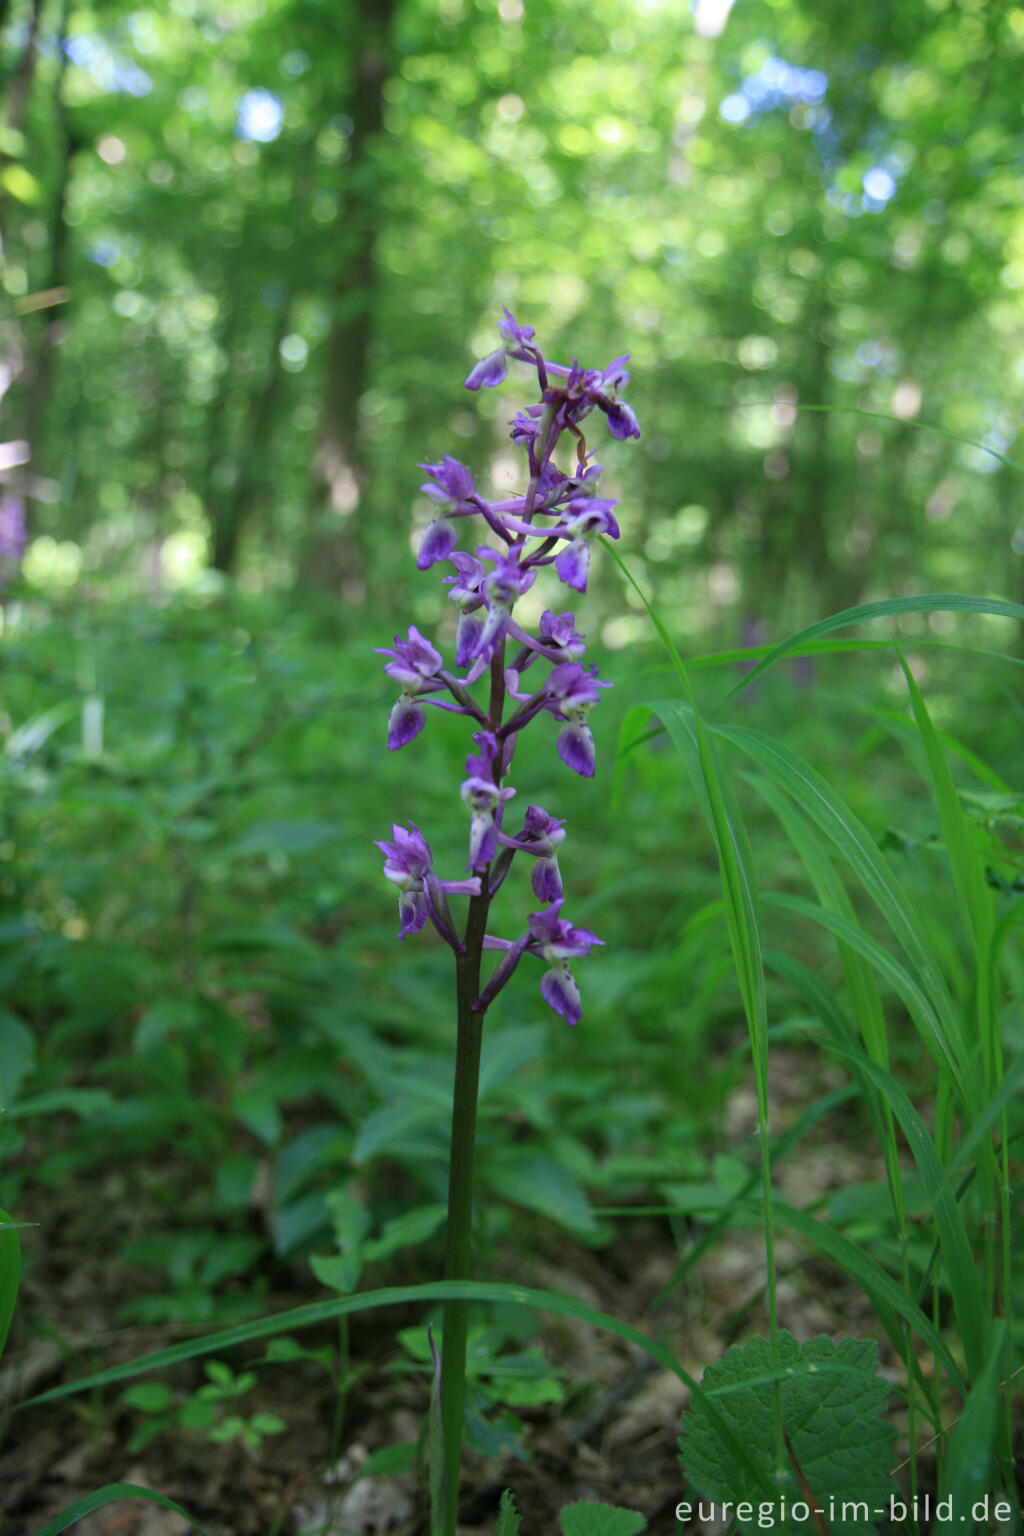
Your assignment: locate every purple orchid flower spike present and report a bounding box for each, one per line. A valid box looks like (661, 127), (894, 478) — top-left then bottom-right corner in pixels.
(375, 316), (639, 1535)
(376, 308), (637, 1035)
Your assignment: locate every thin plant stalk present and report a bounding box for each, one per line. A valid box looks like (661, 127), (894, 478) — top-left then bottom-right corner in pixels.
(438, 887), (491, 1536)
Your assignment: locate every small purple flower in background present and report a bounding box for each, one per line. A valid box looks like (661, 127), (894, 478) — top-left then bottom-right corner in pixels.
(375, 310), (639, 1025)
(0, 496), (27, 585)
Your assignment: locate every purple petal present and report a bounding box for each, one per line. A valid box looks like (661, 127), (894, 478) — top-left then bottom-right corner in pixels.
(531, 856), (563, 903)
(554, 541), (590, 593)
(418, 517), (458, 570)
(465, 349), (508, 390)
(388, 698), (426, 750)
(398, 890), (428, 939)
(557, 720), (596, 777)
(456, 610), (486, 669)
(606, 401), (640, 440)
(540, 964), (582, 1027)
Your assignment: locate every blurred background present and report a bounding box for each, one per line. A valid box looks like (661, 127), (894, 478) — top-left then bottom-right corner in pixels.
(2, 0), (1022, 639)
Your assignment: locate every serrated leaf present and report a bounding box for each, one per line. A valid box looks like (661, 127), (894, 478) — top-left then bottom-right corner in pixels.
(681, 1332), (896, 1535)
(559, 1501), (647, 1536)
(493, 1489), (521, 1536)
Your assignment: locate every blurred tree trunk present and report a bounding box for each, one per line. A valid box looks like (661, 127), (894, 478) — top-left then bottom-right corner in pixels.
(22, 0), (74, 477)
(210, 296), (292, 574)
(299, 0), (397, 597)
(2, 0), (43, 133)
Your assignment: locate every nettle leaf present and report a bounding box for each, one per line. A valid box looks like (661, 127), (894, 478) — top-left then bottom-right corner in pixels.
(493, 1489), (521, 1536)
(559, 1501), (647, 1536)
(680, 1332), (896, 1535)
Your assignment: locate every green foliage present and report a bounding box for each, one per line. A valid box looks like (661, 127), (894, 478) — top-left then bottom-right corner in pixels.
(0, 1209), (22, 1360)
(117, 1359), (286, 1456)
(680, 1333), (896, 1533)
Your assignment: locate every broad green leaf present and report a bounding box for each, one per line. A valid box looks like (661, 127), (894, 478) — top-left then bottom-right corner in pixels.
(231, 819), (341, 856)
(559, 1502), (647, 1536)
(363, 1202), (447, 1262)
(231, 1084), (282, 1145)
(680, 1332), (895, 1535)
(119, 1381), (174, 1413)
(485, 1152), (598, 1238)
(478, 1025), (546, 1098)
(0, 1009), (36, 1111)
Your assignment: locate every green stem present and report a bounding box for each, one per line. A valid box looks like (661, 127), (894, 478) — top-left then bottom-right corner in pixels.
(437, 643), (505, 1535)
(438, 893), (490, 1536)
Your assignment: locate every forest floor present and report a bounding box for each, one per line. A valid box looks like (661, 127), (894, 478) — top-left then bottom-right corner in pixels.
(0, 1047), (957, 1536)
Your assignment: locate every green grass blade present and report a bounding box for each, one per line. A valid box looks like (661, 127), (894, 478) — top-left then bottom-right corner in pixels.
(764, 1200), (965, 1394)
(745, 772), (890, 1071)
(720, 595), (1024, 704)
(22, 1279), (776, 1498)
(763, 893), (961, 1088)
(719, 724), (972, 1104)
(0, 1210), (21, 1359)
(813, 1041), (987, 1382)
(28, 1485), (210, 1536)
(897, 654), (993, 957)
(932, 1322), (1008, 1536)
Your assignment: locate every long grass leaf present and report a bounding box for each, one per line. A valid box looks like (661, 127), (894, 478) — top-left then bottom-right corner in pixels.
(932, 1322), (1008, 1536)
(718, 725), (972, 1104)
(811, 1042), (987, 1381)
(29, 1486), (210, 1536)
(764, 892), (962, 1089)
(721, 595), (1024, 704)
(22, 1278), (777, 1498)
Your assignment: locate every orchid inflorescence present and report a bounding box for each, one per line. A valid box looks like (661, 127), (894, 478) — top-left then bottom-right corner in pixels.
(375, 309), (639, 1027)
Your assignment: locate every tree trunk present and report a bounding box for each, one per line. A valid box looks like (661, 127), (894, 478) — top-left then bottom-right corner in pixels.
(210, 296), (292, 574)
(22, 0), (74, 476)
(300, 0), (397, 597)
